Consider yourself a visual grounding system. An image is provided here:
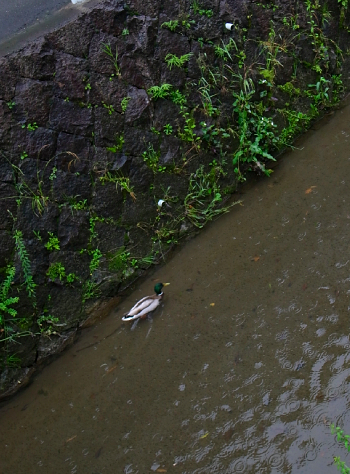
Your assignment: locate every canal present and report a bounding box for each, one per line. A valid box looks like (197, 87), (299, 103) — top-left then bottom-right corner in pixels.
(1, 102), (350, 473)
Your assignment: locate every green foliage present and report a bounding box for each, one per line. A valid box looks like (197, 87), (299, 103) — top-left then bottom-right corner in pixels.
(82, 281), (100, 302)
(142, 144), (165, 172)
(69, 198), (88, 211)
(101, 42), (121, 77)
(20, 151), (28, 160)
(338, 0), (348, 9)
(231, 81), (278, 181)
(45, 232), (60, 251)
(49, 166), (57, 181)
(170, 89), (187, 106)
(332, 74), (344, 103)
(191, 1), (213, 17)
(100, 171), (136, 200)
(147, 84), (172, 100)
(106, 134), (124, 153)
(331, 424), (350, 473)
(14, 230), (36, 298)
(165, 53), (193, 70)
(108, 247), (130, 272)
(6, 101), (15, 109)
(121, 96), (131, 113)
(184, 166), (236, 228)
(164, 124), (173, 135)
(89, 249), (102, 274)
(278, 110), (311, 145)
(46, 262), (66, 281)
(178, 111), (200, 146)
(214, 39), (237, 61)
(22, 122), (38, 131)
(122, 28), (129, 36)
(102, 102), (115, 115)
(306, 77), (330, 108)
(161, 20), (179, 31)
(0, 266), (19, 320)
(278, 82), (301, 97)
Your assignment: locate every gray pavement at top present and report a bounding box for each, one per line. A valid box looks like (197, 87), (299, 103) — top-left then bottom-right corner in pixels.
(0, 0), (97, 56)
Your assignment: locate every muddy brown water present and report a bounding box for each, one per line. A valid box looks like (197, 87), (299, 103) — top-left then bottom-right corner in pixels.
(2, 104), (350, 474)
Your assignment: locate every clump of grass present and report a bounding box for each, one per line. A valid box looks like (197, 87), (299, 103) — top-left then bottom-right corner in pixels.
(101, 42), (121, 77)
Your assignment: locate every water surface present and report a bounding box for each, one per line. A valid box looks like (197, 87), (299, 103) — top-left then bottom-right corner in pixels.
(1, 105), (350, 473)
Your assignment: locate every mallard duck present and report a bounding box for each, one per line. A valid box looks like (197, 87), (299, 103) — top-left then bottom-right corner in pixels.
(122, 282), (170, 321)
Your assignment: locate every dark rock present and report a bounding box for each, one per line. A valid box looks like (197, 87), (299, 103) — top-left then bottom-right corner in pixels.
(49, 97), (93, 136)
(0, 101), (13, 150)
(14, 38), (55, 81)
(58, 208), (90, 251)
(15, 127), (58, 161)
(120, 55), (160, 89)
(93, 106), (124, 147)
(0, 367), (36, 401)
(124, 0), (160, 17)
(0, 231), (14, 268)
(125, 87), (151, 125)
(16, 200), (59, 239)
(126, 15), (158, 56)
(14, 79), (53, 127)
(91, 181), (124, 220)
(153, 99), (183, 131)
(123, 127), (159, 156)
(129, 156), (155, 193)
(48, 250), (91, 281)
(93, 222), (125, 253)
(52, 169), (92, 203)
(154, 29), (191, 61)
(36, 330), (76, 363)
(0, 57), (17, 101)
(80, 296), (121, 328)
(89, 72), (128, 111)
(159, 135), (183, 166)
(46, 285), (83, 328)
(160, 62), (187, 89)
(0, 183), (17, 231)
(46, 16), (95, 58)
(89, 33), (120, 76)
(54, 52), (88, 100)
(56, 132), (92, 174)
(89, 0), (127, 36)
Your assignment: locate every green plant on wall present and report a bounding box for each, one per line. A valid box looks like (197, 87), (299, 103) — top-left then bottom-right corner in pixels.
(147, 84), (172, 100)
(45, 232), (60, 251)
(100, 171), (136, 201)
(231, 79), (278, 181)
(184, 166), (237, 228)
(142, 144), (166, 172)
(101, 42), (121, 77)
(165, 53), (193, 70)
(161, 20), (179, 31)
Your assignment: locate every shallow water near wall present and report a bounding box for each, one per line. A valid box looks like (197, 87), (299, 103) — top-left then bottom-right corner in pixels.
(1, 103), (350, 473)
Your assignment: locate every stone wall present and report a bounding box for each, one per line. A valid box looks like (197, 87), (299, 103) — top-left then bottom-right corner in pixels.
(1, 0), (350, 398)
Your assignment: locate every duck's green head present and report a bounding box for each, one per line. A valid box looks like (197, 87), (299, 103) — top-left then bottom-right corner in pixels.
(154, 282), (170, 295)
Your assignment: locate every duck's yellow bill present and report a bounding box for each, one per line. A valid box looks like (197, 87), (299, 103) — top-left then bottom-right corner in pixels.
(163, 282), (170, 286)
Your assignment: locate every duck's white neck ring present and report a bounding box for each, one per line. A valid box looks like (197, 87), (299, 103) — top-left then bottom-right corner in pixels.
(158, 291), (164, 296)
